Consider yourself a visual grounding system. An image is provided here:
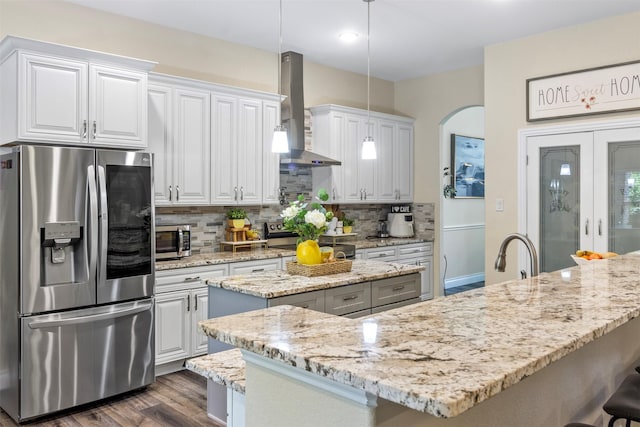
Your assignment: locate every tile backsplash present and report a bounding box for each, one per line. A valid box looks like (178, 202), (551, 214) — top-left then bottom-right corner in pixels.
(156, 202), (434, 254)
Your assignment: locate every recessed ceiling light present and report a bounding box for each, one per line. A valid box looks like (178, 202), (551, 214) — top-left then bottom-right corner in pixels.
(338, 32), (359, 42)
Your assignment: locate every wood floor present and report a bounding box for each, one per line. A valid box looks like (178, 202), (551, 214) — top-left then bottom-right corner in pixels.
(0, 370), (224, 427)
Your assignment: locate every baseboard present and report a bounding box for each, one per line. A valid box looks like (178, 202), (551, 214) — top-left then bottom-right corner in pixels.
(444, 273), (485, 289)
(155, 359), (186, 376)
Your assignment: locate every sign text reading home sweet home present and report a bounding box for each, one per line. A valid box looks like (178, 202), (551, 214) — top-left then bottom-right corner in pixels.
(527, 60), (640, 121)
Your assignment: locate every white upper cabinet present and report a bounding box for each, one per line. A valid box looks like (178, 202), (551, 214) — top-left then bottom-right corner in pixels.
(211, 92), (279, 206)
(0, 37), (154, 148)
(148, 77), (210, 206)
(311, 104), (414, 204)
(262, 100), (282, 205)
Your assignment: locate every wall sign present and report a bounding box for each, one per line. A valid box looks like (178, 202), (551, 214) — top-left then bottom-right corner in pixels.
(527, 60), (640, 122)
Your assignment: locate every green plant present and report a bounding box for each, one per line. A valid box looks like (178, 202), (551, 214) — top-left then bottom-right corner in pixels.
(281, 188), (333, 242)
(226, 208), (247, 220)
(342, 217), (355, 227)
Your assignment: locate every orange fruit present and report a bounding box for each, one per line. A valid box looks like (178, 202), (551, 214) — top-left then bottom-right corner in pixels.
(588, 253), (602, 260)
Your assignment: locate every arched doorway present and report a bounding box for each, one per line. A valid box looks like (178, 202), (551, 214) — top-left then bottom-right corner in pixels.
(439, 105), (485, 295)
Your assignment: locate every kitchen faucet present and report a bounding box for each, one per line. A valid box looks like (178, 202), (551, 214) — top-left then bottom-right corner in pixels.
(494, 233), (539, 279)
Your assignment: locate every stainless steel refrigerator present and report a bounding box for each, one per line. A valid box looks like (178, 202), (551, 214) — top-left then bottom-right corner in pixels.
(0, 145), (155, 423)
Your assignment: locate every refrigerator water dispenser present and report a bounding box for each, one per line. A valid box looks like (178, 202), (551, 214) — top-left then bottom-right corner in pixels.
(41, 221), (82, 285)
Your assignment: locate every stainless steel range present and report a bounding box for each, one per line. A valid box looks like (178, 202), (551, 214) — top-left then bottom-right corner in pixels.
(263, 221), (356, 259)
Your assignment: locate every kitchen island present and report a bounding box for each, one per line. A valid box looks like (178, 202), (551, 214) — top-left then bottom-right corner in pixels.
(200, 253), (640, 427)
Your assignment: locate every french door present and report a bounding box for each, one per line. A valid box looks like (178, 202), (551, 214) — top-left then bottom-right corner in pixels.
(526, 127), (640, 273)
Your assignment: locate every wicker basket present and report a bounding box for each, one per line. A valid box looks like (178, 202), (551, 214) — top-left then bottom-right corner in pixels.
(286, 255), (352, 277)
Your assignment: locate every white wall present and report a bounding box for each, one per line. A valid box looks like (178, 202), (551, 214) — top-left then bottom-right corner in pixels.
(440, 106), (485, 289)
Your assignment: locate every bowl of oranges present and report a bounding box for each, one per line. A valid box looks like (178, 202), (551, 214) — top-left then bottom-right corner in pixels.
(571, 250), (617, 265)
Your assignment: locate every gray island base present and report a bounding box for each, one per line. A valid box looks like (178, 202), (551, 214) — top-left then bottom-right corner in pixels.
(200, 253), (640, 427)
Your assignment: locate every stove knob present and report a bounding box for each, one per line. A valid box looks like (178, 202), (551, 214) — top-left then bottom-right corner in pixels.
(269, 224), (276, 230)
(276, 224), (282, 230)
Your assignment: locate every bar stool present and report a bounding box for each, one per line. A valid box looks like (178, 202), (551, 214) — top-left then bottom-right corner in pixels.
(603, 373), (640, 427)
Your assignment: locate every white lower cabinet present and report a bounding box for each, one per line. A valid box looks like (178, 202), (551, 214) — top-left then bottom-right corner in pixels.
(396, 242), (434, 301)
(229, 258), (282, 275)
(155, 264), (228, 372)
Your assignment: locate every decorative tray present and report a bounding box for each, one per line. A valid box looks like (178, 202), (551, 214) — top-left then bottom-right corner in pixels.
(286, 259), (352, 277)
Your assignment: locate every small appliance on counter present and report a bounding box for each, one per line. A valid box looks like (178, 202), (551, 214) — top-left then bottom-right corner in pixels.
(156, 224), (191, 260)
(377, 220), (390, 238)
(388, 213), (414, 237)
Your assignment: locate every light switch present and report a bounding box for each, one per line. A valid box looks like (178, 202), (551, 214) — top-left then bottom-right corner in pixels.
(495, 198), (504, 212)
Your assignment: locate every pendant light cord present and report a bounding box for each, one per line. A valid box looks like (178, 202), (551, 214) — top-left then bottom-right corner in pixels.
(278, 0), (283, 123)
(366, 0), (371, 130)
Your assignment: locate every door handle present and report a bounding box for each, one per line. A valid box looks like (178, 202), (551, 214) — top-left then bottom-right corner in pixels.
(86, 165), (98, 283)
(97, 165), (108, 286)
(240, 186), (244, 201)
(93, 120), (97, 139)
(585, 218), (589, 236)
(176, 185), (180, 201)
(392, 286), (405, 291)
(343, 295), (358, 301)
(186, 294), (190, 312)
(169, 185), (172, 201)
(251, 268), (265, 273)
(28, 303), (151, 329)
(234, 187), (238, 201)
(82, 120), (88, 139)
(598, 219), (602, 236)
(194, 294), (198, 311)
(332, 188), (336, 200)
(184, 276), (201, 282)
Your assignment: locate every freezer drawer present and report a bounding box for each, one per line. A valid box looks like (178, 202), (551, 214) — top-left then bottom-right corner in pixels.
(19, 299), (155, 421)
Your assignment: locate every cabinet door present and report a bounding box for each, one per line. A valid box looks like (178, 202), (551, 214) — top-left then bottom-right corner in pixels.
(89, 64), (147, 147)
(148, 83), (173, 205)
(312, 111), (345, 202)
(155, 290), (190, 364)
(343, 115), (366, 203)
(376, 119), (397, 202)
(211, 93), (238, 204)
(262, 100), (281, 205)
(174, 87), (211, 205)
(395, 124), (414, 202)
(236, 98), (263, 205)
(191, 288), (210, 356)
(19, 53), (87, 143)
(418, 257), (433, 300)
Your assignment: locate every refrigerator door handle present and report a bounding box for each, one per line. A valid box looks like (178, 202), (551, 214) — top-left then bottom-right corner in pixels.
(97, 165), (108, 285)
(27, 302), (152, 329)
(86, 165), (98, 282)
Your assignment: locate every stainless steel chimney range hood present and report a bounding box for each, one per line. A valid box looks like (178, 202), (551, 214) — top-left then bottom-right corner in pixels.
(279, 51), (341, 167)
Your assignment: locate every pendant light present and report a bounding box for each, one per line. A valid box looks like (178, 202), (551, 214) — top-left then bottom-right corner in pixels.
(272, 0), (289, 153)
(361, 0), (377, 160)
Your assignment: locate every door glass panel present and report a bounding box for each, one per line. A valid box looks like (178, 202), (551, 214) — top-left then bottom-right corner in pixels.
(106, 165), (152, 279)
(539, 146), (580, 272)
(608, 142), (640, 254)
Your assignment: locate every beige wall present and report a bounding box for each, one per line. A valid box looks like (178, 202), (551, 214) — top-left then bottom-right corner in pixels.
(0, 0), (394, 113)
(484, 11), (640, 284)
(394, 66), (485, 296)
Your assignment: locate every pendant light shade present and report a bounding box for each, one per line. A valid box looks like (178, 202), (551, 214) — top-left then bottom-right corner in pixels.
(362, 0), (376, 160)
(272, 124), (289, 153)
(272, 0), (289, 153)
(362, 136), (376, 159)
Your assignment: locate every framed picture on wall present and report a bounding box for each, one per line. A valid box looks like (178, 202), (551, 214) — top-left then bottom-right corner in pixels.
(451, 134), (485, 198)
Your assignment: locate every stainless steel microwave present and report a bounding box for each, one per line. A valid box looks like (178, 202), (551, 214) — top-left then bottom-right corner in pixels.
(156, 225), (191, 259)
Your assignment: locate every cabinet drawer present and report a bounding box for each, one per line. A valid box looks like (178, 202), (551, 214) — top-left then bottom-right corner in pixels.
(397, 242), (432, 258)
(229, 259), (281, 275)
(371, 297), (420, 314)
(156, 264), (228, 293)
(269, 290), (325, 313)
(371, 274), (420, 308)
(325, 282), (371, 316)
(365, 247), (397, 261)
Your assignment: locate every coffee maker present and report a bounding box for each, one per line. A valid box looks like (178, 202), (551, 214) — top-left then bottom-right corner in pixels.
(377, 220), (390, 238)
(388, 213), (414, 237)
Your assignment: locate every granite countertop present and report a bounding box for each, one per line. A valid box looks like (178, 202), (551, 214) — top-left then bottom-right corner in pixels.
(156, 236), (432, 271)
(155, 248), (295, 271)
(199, 253), (640, 418)
(205, 259), (424, 298)
(185, 349), (246, 394)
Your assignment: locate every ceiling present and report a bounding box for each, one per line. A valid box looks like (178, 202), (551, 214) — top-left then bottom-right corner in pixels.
(66, 0), (640, 81)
